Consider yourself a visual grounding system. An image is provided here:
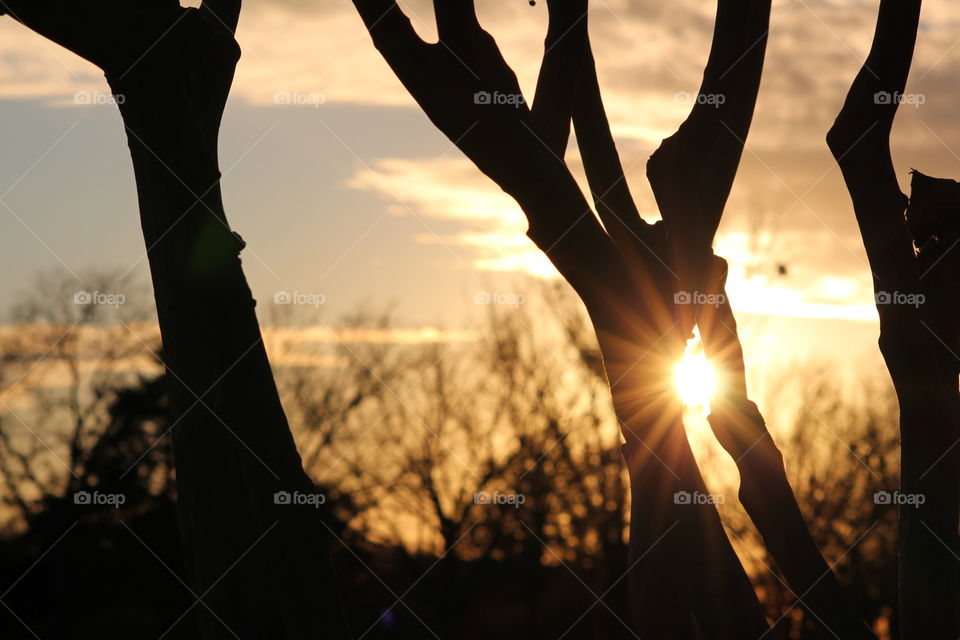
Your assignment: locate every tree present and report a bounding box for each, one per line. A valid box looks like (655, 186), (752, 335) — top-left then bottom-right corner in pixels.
(827, 1), (960, 637)
(2, 2), (350, 637)
(351, 0), (883, 636)
(0, 268), (155, 529)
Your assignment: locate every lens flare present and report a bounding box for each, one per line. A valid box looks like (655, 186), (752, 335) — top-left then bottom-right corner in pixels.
(674, 353), (716, 407)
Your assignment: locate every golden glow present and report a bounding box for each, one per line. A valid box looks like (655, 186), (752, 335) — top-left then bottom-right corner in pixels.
(674, 353), (716, 407)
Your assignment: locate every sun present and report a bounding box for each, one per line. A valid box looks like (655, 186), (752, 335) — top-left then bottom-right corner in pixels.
(674, 352), (716, 407)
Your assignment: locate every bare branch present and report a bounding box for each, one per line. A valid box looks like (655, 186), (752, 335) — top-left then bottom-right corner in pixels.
(351, 1), (783, 635)
(642, 3), (878, 634)
(647, 0), (771, 335)
(531, 0), (589, 157)
(353, 0), (616, 291)
(354, 0), (428, 62)
(700, 257), (878, 640)
(826, 0), (919, 291)
(531, 0), (653, 259)
(0, 1), (132, 69)
(573, 48), (651, 254)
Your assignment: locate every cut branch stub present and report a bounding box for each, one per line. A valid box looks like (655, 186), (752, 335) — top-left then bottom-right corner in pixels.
(908, 170), (960, 367)
(907, 171), (960, 246)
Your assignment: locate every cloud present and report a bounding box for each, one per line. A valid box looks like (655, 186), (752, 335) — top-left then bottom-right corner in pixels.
(4, 0), (960, 155)
(2, 0), (957, 322)
(347, 157), (524, 225)
(347, 156), (562, 276)
(346, 153), (884, 320)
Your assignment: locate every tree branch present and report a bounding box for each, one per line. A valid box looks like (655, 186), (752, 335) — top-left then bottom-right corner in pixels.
(700, 258), (877, 640)
(354, 1), (777, 635)
(573, 47), (652, 254)
(825, 0), (918, 291)
(355, 0), (617, 293)
(647, 0), (771, 336)
(531, 0), (588, 157)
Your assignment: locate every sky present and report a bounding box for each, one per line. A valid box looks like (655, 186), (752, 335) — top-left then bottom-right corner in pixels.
(1, 0), (958, 365)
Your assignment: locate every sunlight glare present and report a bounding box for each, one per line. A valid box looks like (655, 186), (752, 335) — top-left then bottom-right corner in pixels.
(674, 353), (716, 407)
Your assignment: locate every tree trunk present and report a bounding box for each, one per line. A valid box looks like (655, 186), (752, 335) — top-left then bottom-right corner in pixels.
(827, 2), (960, 637)
(105, 20), (351, 640)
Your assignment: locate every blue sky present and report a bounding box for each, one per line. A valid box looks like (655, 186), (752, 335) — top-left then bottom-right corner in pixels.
(0, 97), (536, 326)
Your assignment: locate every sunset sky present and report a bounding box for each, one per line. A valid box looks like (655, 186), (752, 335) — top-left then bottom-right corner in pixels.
(1, 0), (958, 366)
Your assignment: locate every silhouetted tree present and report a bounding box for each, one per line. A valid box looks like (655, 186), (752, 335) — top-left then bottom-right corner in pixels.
(352, 0), (880, 637)
(2, 0), (955, 637)
(0, 281), (913, 638)
(2, 2), (350, 637)
(827, 1), (959, 637)
(0, 268), (155, 529)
